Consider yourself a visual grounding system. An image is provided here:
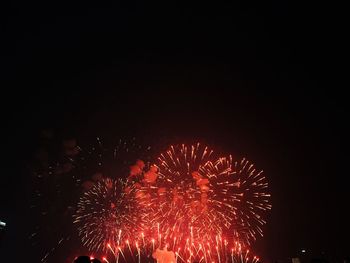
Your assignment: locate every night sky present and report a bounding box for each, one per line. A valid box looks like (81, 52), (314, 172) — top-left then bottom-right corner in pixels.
(1, 1), (348, 262)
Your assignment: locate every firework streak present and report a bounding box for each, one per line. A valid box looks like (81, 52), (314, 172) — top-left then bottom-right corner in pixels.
(73, 143), (271, 263)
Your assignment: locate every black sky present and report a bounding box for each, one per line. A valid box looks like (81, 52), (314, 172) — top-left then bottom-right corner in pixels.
(1, 1), (348, 262)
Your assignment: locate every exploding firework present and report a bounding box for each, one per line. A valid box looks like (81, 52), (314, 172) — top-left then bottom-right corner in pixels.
(73, 177), (149, 252)
(28, 137), (152, 262)
(227, 157), (271, 245)
(200, 156), (271, 246)
(30, 138), (270, 263)
(147, 143), (235, 248)
(148, 144), (271, 249)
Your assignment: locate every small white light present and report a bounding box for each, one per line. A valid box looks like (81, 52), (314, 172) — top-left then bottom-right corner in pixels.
(0, 220), (6, 228)
(301, 249), (306, 253)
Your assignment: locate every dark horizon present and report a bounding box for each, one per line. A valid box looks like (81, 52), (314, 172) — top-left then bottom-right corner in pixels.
(1, 1), (348, 262)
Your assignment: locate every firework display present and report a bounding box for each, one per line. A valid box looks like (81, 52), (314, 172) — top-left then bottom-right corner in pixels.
(200, 156), (272, 246)
(30, 140), (271, 263)
(152, 144), (236, 247)
(102, 237), (259, 263)
(29, 138), (151, 262)
(73, 178), (146, 252)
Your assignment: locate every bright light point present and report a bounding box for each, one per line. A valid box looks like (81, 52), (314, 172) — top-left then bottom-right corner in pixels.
(302, 249), (306, 253)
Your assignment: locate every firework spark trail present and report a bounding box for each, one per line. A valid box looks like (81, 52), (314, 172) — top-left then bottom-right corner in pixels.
(32, 140), (271, 263)
(150, 143), (227, 246)
(228, 157), (272, 246)
(73, 178), (147, 252)
(147, 144), (265, 249)
(102, 237), (255, 263)
(31, 137), (271, 262)
(139, 143), (272, 251)
(29, 137), (154, 262)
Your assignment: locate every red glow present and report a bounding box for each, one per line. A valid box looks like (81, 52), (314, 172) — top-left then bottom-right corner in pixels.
(72, 143), (270, 263)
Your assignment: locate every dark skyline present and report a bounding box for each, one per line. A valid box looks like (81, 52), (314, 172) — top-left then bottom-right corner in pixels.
(1, 1), (348, 262)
